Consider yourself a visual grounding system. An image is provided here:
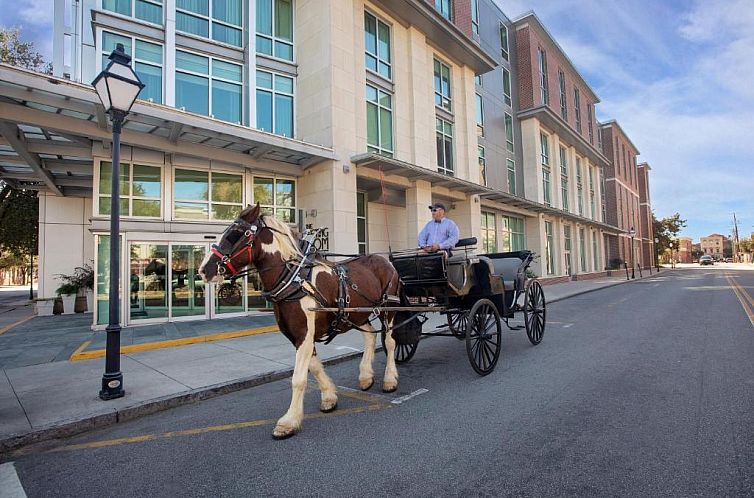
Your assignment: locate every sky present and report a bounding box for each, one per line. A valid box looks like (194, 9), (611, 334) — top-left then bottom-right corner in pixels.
(2, 0), (753, 242)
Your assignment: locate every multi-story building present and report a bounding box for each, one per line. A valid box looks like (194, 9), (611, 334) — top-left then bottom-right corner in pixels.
(700, 233), (726, 259)
(637, 161), (654, 268)
(600, 120), (641, 269)
(508, 12), (615, 280)
(1, 0), (505, 327)
(677, 236), (693, 264)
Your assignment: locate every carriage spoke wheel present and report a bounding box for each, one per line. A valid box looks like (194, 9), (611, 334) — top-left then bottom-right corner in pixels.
(447, 311), (469, 340)
(465, 299), (502, 376)
(381, 331), (418, 364)
(523, 280), (546, 345)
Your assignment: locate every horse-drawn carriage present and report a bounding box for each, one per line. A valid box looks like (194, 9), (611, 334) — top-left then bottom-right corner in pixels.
(200, 206), (547, 438)
(386, 237), (546, 375)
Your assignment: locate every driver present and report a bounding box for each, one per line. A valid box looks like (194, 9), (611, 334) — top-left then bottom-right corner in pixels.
(418, 202), (459, 253)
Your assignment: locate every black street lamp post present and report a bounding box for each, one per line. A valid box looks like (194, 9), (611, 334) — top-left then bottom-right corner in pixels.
(629, 226), (636, 279)
(92, 43), (144, 400)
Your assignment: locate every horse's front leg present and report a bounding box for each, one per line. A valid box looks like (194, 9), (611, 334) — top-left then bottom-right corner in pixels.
(358, 326), (377, 391)
(273, 301), (316, 439)
(309, 351), (338, 412)
(382, 315), (399, 393)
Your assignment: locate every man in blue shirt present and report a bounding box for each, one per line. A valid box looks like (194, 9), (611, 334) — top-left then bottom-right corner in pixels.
(418, 202), (460, 253)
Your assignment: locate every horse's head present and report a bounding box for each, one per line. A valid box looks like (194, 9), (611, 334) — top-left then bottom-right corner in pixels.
(199, 203), (264, 284)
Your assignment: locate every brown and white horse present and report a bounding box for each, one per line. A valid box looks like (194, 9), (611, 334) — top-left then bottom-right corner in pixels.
(198, 204), (401, 439)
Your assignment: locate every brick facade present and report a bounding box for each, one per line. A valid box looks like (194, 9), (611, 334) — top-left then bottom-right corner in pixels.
(637, 162), (654, 268)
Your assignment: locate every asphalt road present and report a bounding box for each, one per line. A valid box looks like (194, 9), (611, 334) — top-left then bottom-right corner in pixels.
(5, 268), (754, 497)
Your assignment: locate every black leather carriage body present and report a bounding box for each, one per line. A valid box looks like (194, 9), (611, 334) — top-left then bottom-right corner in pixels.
(391, 252), (447, 287)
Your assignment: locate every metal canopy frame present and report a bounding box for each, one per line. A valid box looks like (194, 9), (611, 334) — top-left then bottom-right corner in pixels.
(0, 64), (337, 196)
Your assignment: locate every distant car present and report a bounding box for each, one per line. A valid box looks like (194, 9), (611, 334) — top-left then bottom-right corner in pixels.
(699, 256), (714, 266)
(724, 257), (734, 263)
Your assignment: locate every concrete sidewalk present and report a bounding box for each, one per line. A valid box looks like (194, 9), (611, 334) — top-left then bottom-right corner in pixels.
(0, 272), (659, 454)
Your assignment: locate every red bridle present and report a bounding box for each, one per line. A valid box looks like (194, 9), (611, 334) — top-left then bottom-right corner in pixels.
(211, 219), (262, 277)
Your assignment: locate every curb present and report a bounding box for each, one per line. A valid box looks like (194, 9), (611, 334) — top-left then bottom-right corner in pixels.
(546, 269), (673, 304)
(0, 348), (367, 456)
(1, 271), (676, 455)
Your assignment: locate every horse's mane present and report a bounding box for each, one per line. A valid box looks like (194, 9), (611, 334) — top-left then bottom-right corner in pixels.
(262, 215), (304, 259)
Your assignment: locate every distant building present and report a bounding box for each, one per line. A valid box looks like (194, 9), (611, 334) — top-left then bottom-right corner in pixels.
(700, 234), (726, 259)
(677, 237), (693, 263)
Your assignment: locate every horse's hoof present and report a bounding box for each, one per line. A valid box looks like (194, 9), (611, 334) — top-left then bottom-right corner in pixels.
(359, 379), (374, 391)
(272, 425), (299, 440)
(382, 383), (398, 393)
(320, 401), (338, 413)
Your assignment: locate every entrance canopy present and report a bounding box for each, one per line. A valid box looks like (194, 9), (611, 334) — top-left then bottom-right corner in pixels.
(0, 64), (337, 197)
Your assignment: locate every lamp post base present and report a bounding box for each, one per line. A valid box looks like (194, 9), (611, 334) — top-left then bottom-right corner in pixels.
(99, 372), (124, 400)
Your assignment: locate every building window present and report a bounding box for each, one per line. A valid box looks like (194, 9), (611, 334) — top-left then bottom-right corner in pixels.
(505, 113), (514, 152)
(475, 74), (482, 86)
(538, 47), (548, 105)
(592, 230), (599, 270)
(502, 215), (525, 252)
(507, 158), (516, 195)
(176, 50), (243, 124)
(541, 132), (551, 206)
(545, 221), (554, 275)
(576, 157), (584, 216)
(597, 127), (603, 151)
(502, 68), (512, 106)
(435, 0), (452, 20)
(500, 24), (509, 61)
(558, 70), (567, 120)
(357, 191), (368, 255)
(587, 103), (594, 144)
(176, 0), (243, 47)
(257, 0), (294, 60)
(475, 93), (484, 135)
(579, 227), (587, 272)
(589, 168), (597, 220)
(481, 211), (496, 253)
(256, 70), (294, 137)
(103, 0), (162, 25)
(173, 168), (243, 221)
(102, 32), (163, 104)
(471, 0), (479, 34)
(564, 225), (572, 276)
(560, 146), (569, 212)
(364, 11), (391, 80)
(98, 161), (161, 217)
(436, 118), (454, 176)
(434, 58), (452, 112)
(574, 87), (582, 134)
(479, 146), (486, 186)
(366, 84), (393, 156)
(253, 177), (296, 223)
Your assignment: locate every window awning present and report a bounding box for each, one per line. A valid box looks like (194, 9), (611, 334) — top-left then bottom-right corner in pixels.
(353, 152), (622, 234)
(0, 64), (337, 196)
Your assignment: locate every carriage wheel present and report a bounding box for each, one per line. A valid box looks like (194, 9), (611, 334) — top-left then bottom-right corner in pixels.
(523, 279), (546, 345)
(465, 299), (502, 376)
(381, 331), (418, 364)
(447, 311), (468, 340)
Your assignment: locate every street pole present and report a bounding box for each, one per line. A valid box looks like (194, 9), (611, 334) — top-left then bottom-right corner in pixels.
(29, 248), (33, 300)
(100, 109), (125, 400)
(631, 235), (635, 279)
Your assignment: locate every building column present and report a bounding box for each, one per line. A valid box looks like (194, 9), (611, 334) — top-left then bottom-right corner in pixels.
(450, 195), (481, 242)
(406, 180), (432, 248)
(526, 214), (545, 278)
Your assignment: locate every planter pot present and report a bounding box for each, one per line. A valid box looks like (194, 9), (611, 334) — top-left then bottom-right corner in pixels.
(74, 295), (87, 313)
(61, 294), (76, 315)
(36, 299), (55, 316)
(85, 289), (94, 314)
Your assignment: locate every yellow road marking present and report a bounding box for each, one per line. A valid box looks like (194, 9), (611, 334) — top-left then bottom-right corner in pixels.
(45, 403), (391, 454)
(726, 274), (754, 327)
(69, 325), (279, 362)
(0, 315), (34, 336)
(69, 340), (91, 359)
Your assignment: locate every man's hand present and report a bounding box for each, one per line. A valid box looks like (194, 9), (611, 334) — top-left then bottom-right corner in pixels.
(431, 244), (440, 252)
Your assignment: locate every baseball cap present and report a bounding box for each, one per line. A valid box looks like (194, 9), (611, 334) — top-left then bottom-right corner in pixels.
(428, 202), (446, 211)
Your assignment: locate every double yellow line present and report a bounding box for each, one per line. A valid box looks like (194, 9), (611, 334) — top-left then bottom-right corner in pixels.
(726, 273), (754, 327)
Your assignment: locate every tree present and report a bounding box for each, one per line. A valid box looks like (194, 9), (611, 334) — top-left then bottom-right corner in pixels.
(652, 211), (686, 255)
(0, 188), (38, 258)
(0, 27), (52, 74)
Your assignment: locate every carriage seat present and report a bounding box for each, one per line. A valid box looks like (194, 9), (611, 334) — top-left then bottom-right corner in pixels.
(455, 237), (477, 248)
(491, 257), (523, 292)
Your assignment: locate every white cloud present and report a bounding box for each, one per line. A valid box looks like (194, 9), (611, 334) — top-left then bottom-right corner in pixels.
(18, 0), (55, 26)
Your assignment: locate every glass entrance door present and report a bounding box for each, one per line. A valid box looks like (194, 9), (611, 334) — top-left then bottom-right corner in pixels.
(171, 244), (206, 318)
(129, 243), (169, 321)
